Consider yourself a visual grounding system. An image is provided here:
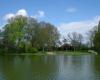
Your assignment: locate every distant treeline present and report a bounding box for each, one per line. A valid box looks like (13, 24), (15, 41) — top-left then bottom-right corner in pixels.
(0, 15), (100, 53)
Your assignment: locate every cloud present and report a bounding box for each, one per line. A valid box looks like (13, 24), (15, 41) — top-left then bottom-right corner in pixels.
(58, 16), (100, 37)
(66, 7), (77, 13)
(16, 9), (28, 16)
(32, 10), (45, 19)
(4, 9), (28, 20)
(4, 9), (45, 21)
(4, 13), (15, 20)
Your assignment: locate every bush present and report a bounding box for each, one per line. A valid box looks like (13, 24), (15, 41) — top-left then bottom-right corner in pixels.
(94, 48), (100, 54)
(27, 47), (38, 53)
(0, 49), (5, 54)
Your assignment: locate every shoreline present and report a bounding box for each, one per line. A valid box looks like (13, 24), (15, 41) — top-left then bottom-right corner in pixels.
(0, 51), (97, 56)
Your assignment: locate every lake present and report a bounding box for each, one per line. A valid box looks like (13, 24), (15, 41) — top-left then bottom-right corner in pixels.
(0, 55), (100, 80)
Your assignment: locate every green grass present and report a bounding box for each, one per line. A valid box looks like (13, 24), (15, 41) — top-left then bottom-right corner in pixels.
(1, 51), (92, 56)
(54, 51), (90, 55)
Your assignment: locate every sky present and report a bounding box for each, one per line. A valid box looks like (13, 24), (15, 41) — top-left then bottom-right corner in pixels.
(0, 0), (100, 38)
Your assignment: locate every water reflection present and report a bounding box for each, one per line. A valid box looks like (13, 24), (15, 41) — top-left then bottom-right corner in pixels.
(55, 55), (94, 80)
(0, 55), (100, 80)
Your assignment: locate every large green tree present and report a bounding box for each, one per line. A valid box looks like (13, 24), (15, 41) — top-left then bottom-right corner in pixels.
(2, 16), (60, 53)
(3, 16), (28, 52)
(93, 21), (100, 51)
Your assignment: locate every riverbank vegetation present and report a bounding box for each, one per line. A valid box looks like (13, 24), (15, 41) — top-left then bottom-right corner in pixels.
(0, 15), (100, 54)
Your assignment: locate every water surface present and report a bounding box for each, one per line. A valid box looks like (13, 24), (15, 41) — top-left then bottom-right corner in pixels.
(0, 55), (100, 80)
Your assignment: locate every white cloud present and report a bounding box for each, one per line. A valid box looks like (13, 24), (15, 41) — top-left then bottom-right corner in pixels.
(58, 16), (100, 37)
(32, 10), (45, 19)
(4, 9), (45, 21)
(4, 13), (15, 20)
(4, 9), (28, 20)
(66, 7), (77, 13)
(16, 9), (28, 16)
(38, 11), (45, 17)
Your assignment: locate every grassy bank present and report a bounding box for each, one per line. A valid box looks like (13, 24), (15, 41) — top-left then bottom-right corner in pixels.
(0, 51), (95, 56)
(54, 51), (90, 55)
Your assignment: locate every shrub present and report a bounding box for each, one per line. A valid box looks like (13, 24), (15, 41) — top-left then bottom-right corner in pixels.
(27, 47), (38, 53)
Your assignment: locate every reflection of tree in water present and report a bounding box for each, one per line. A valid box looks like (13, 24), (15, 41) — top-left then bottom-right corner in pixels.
(0, 56), (7, 80)
(94, 55), (100, 79)
(1, 55), (100, 80)
(0, 56), (59, 80)
(31, 56), (59, 80)
(0, 56), (17, 80)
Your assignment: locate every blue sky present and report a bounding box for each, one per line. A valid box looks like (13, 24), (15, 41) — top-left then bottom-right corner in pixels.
(0, 0), (100, 36)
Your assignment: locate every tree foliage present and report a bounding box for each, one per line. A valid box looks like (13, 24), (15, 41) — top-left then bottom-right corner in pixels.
(87, 21), (100, 53)
(93, 21), (100, 51)
(1, 16), (60, 53)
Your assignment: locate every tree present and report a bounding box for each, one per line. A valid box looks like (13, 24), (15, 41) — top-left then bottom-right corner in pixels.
(93, 21), (100, 51)
(25, 18), (39, 49)
(37, 22), (60, 51)
(0, 30), (4, 53)
(2, 16), (60, 53)
(87, 26), (97, 48)
(3, 15), (28, 52)
(67, 32), (84, 50)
